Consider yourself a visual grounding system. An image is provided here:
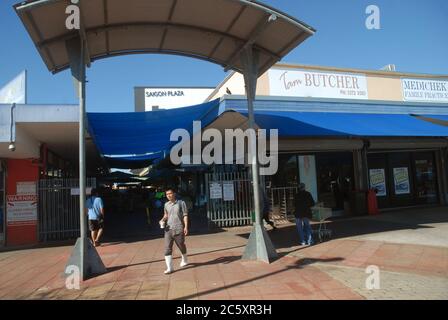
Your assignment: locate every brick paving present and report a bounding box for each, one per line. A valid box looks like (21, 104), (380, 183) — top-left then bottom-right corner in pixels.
(0, 208), (447, 300)
(315, 264), (448, 300)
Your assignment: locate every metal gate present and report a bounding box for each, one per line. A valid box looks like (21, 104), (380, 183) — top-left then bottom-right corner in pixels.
(38, 178), (96, 242)
(205, 171), (254, 227)
(267, 186), (298, 223)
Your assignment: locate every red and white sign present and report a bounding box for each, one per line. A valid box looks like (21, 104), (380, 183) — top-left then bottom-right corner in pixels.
(7, 194), (38, 226)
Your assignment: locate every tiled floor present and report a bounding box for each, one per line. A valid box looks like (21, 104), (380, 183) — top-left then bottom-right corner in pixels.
(1, 207), (447, 300)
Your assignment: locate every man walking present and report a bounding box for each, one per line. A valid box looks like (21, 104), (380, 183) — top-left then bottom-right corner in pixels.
(294, 183), (315, 246)
(159, 188), (189, 274)
(86, 188), (105, 247)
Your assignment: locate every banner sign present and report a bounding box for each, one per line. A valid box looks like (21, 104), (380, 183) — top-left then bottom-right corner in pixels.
(269, 68), (368, 100)
(402, 78), (448, 103)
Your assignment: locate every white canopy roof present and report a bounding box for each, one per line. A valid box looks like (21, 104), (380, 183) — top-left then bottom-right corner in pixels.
(14, 0), (315, 75)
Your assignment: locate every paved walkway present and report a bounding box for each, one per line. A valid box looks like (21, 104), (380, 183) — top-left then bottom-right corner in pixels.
(0, 207), (447, 300)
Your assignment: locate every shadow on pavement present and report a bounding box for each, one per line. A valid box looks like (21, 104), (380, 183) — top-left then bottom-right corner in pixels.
(104, 244), (246, 274)
(236, 206), (448, 250)
(101, 208), (225, 244)
(174, 256), (345, 300)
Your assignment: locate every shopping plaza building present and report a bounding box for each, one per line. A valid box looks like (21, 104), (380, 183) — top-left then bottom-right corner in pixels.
(1, 63), (448, 247)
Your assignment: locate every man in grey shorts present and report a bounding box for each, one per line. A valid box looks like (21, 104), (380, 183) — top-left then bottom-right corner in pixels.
(159, 188), (189, 274)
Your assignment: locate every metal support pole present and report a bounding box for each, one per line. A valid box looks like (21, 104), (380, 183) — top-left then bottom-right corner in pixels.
(79, 40), (87, 280)
(241, 47), (277, 263)
(65, 36), (106, 281)
(244, 49), (262, 226)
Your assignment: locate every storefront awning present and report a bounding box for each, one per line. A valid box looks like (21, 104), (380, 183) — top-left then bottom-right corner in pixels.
(89, 105), (448, 169)
(87, 99), (220, 168)
(243, 111), (448, 137)
(413, 114), (448, 127)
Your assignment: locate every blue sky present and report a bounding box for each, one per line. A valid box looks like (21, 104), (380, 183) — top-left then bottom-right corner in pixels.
(1, 0), (447, 112)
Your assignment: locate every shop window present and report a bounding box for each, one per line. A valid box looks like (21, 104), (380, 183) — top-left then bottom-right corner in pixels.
(268, 154), (298, 188)
(368, 151), (439, 209)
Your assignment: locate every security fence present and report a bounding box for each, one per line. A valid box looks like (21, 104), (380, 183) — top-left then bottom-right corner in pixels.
(267, 186), (298, 224)
(38, 178), (96, 242)
(205, 171), (254, 227)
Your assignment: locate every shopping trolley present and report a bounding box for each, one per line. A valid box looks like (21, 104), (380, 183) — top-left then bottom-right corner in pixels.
(311, 203), (333, 242)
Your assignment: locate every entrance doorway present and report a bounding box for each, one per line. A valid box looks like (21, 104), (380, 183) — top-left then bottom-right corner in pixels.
(315, 152), (354, 212)
(266, 152), (355, 215)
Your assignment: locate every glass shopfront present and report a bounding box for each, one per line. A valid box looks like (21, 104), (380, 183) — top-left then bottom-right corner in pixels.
(315, 152), (354, 211)
(268, 154), (299, 188)
(267, 150), (440, 214)
(368, 151), (439, 208)
(267, 152), (354, 212)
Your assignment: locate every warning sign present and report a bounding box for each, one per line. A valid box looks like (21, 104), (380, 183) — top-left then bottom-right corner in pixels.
(7, 194), (38, 226)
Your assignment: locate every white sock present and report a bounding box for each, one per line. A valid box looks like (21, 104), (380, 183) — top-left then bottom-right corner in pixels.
(164, 255), (173, 274)
(180, 254), (188, 267)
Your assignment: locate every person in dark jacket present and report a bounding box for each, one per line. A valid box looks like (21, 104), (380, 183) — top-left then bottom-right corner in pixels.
(294, 183), (315, 245)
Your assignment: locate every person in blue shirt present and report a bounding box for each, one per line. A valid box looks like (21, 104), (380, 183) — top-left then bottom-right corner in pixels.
(86, 188), (105, 247)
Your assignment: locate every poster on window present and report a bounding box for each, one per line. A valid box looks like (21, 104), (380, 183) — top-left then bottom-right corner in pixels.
(369, 169), (387, 196)
(209, 182), (222, 199)
(393, 167), (410, 195)
(298, 155), (318, 202)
